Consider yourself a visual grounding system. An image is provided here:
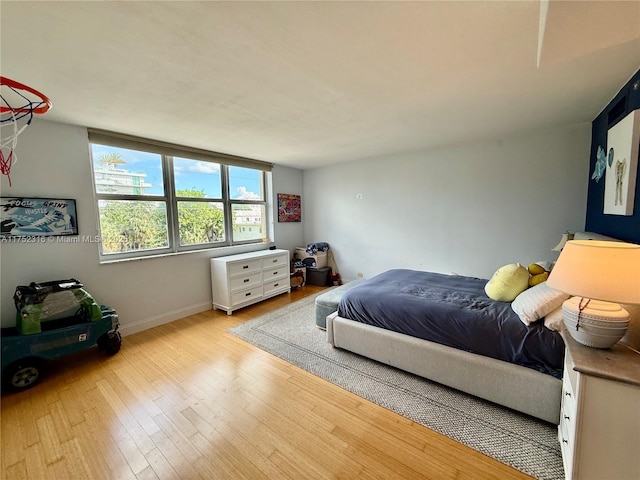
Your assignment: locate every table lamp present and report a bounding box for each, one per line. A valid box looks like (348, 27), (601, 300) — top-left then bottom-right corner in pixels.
(546, 240), (640, 349)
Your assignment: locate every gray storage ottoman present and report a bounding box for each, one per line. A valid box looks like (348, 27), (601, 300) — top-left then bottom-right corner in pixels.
(315, 279), (365, 329)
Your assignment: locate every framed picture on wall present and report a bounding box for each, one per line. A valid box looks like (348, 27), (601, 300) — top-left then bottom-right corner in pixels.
(604, 109), (640, 215)
(0, 197), (79, 238)
(277, 193), (301, 222)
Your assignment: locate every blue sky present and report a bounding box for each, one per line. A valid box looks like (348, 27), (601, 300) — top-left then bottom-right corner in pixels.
(91, 144), (262, 199)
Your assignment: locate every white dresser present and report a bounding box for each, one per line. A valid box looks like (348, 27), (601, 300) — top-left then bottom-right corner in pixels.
(558, 333), (640, 480)
(210, 249), (290, 315)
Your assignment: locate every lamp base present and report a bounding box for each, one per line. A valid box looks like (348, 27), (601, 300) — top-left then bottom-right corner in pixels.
(562, 297), (629, 349)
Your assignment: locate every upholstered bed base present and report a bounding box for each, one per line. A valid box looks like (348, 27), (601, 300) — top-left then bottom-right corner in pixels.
(326, 311), (562, 424)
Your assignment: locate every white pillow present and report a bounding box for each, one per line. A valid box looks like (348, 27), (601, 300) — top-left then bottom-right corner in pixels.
(511, 282), (570, 326)
(543, 307), (565, 332)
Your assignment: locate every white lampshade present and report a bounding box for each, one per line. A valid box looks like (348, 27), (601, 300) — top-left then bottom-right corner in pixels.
(547, 240), (640, 348)
(547, 240), (640, 305)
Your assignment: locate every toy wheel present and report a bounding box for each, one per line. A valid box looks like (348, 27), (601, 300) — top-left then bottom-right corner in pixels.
(98, 331), (122, 356)
(4, 359), (42, 390)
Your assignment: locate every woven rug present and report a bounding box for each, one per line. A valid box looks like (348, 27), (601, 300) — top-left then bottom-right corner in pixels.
(228, 294), (564, 480)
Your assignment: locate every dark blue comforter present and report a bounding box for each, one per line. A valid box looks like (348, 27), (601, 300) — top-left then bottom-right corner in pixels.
(337, 269), (565, 378)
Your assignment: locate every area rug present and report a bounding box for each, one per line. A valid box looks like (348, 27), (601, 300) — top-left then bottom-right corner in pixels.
(228, 294), (564, 480)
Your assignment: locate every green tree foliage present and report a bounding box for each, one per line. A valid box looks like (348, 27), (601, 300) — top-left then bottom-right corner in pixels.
(176, 189), (224, 245)
(98, 189), (225, 254)
(99, 201), (168, 253)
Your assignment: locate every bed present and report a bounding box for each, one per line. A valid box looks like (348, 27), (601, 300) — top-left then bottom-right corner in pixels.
(327, 268), (565, 423)
(326, 232), (636, 424)
(337, 269), (565, 375)
(326, 232), (633, 424)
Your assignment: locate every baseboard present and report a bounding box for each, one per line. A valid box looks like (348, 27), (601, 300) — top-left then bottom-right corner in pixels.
(119, 301), (212, 337)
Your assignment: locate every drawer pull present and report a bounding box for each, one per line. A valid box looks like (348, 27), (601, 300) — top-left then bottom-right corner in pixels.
(274, 283), (279, 287)
(564, 415), (570, 420)
(272, 259), (278, 263)
(245, 292), (251, 297)
(244, 279), (250, 283)
(565, 392), (571, 397)
(243, 265), (249, 269)
(273, 271), (279, 275)
(562, 439), (568, 444)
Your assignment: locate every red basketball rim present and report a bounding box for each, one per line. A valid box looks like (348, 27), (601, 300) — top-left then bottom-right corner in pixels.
(0, 76), (52, 115)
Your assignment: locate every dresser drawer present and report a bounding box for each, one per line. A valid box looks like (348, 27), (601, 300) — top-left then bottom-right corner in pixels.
(558, 419), (574, 479)
(229, 272), (262, 292)
(562, 375), (576, 412)
(262, 254), (288, 270)
(561, 370), (577, 441)
(564, 357), (578, 392)
(264, 278), (288, 295)
(228, 258), (262, 277)
(231, 286), (263, 306)
(262, 266), (289, 283)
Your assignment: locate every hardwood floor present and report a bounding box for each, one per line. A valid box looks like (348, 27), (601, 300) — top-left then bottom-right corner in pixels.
(1, 286), (533, 479)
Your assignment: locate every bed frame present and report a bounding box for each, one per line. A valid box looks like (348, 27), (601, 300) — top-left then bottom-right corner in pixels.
(326, 311), (562, 424)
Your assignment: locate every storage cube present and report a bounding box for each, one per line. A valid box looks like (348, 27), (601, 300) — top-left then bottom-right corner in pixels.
(294, 247), (328, 268)
(306, 266), (331, 286)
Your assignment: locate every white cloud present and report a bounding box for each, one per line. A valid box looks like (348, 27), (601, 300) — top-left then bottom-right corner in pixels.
(235, 186), (260, 200)
(174, 160), (220, 176)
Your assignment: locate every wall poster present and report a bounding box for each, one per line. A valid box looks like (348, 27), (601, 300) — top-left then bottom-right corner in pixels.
(604, 109), (640, 215)
(1, 197), (78, 238)
(277, 193), (301, 222)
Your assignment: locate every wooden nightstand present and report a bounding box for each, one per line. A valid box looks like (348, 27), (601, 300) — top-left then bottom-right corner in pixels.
(559, 332), (640, 479)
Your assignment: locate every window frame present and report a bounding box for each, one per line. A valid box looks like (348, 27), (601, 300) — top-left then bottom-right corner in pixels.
(88, 130), (272, 262)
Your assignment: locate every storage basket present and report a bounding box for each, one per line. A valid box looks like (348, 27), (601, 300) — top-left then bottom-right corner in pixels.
(294, 247), (328, 268)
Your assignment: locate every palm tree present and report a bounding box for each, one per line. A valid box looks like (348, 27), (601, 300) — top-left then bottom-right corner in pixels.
(98, 152), (126, 169)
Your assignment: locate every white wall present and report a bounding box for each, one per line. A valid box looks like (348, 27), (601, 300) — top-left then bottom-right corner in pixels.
(0, 120), (304, 333)
(0, 119), (590, 332)
(302, 124), (591, 281)
(271, 165), (305, 251)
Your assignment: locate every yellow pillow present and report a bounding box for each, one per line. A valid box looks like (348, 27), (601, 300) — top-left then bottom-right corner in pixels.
(484, 263), (530, 302)
(529, 271), (549, 287)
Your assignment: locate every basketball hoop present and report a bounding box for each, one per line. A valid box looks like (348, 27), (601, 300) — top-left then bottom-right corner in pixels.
(1, 76), (52, 187)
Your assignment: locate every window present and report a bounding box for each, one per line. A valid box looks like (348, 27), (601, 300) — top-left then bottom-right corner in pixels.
(173, 157), (225, 246)
(88, 130), (272, 261)
(229, 166), (266, 243)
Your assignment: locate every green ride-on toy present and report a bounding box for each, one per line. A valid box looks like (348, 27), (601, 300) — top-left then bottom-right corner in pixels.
(1, 279), (121, 390)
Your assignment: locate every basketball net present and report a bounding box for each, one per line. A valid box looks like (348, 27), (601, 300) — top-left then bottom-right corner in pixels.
(1, 77), (52, 187)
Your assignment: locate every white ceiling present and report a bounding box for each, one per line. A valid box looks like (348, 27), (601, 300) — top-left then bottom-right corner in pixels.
(1, 1), (639, 170)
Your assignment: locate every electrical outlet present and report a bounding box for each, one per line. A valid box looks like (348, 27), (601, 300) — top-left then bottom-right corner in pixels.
(357, 272), (364, 278)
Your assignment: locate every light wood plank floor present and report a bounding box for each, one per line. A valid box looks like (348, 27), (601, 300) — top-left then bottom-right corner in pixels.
(1, 286), (533, 479)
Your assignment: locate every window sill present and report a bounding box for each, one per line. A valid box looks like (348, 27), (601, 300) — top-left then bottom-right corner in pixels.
(99, 241), (276, 265)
